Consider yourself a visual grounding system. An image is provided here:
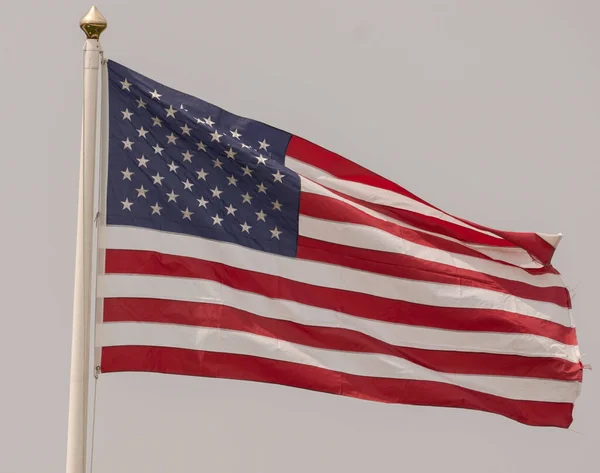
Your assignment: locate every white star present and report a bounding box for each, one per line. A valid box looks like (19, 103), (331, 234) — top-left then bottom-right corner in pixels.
(240, 222), (252, 234)
(270, 227), (282, 240)
(241, 192), (253, 204)
(151, 202), (163, 215)
(166, 132), (178, 145)
(166, 190), (179, 202)
(242, 166), (254, 177)
(196, 168), (208, 180)
(212, 158), (223, 169)
(211, 186), (223, 199)
(224, 147), (237, 160)
(227, 175), (238, 187)
(151, 116), (163, 127)
(180, 123), (192, 135)
(181, 207), (194, 220)
(225, 204), (237, 215)
(183, 179), (194, 191)
(257, 182), (267, 194)
(231, 129), (242, 139)
(137, 126), (149, 138)
(120, 79), (132, 91)
(196, 141), (207, 152)
(121, 168), (134, 181)
(255, 209), (267, 222)
(255, 154), (268, 165)
(136, 155), (149, 168)
(197, 196), (208, 208)
(272, 170), (284, 183)
(121, 108), (133, 121)
(195, 117), (204, 124)
(153, 143), (164, 155)
(241, 143), (251, 149)
(122, 138), (134, 150)
(136, 185), (148, 198)
(210, 130), (223, 142)
(150, 89), (162, 100)
(167, 161), (179, 173)
(182, 150), (194, 162)
(152, 173), (165, 186)
(272, 200), (283, 211)
(212, 214), (223, 226)
(136, 97), (147, 109)
(204, 116), (215, 127)
(121, 198), (134, 211)
(258, 139), (270, 150)
(165, 104), (176, 118)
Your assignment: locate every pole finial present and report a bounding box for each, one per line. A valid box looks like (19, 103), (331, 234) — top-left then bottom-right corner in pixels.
(80, 6), (107, 39)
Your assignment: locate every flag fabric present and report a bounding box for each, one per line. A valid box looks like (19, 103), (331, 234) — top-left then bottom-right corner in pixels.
(96, 60), (582, 428)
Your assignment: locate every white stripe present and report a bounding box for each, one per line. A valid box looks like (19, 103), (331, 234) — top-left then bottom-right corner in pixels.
(292, 158), (562, 255)
(299, 216), (565, 289)
(288, 157), (563, 252)
(287, 157), (499, 238)
(100, 225), (572, 326)
(299, 174), (542, 268)
(96, 321), (579, 403)
(97, 273), (579, 362)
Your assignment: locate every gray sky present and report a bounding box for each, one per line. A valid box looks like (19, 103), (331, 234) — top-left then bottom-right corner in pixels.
(1, 0), (598, 471)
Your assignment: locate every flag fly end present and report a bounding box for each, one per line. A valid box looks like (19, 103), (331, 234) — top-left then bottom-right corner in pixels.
(538, 232), (563, 249)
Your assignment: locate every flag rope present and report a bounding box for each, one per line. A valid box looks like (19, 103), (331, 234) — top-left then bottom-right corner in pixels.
(89, 370), (100, 473)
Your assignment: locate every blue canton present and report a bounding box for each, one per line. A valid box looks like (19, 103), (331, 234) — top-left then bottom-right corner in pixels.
(106, 60), (300, 257)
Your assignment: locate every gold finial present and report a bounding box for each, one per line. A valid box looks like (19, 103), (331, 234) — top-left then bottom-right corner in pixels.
(80, 6), (107, 39)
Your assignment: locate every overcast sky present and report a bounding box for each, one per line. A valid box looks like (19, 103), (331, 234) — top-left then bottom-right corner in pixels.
(1, 1), (598, 472)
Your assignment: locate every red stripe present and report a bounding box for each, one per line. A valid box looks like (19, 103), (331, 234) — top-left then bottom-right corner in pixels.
(456, 222), (555, 267)
(288, 135), (556, 265)
(334, 188), (515, 248)
(297, 236), (570, 308)
(101, 346), (575, 428)
(340, 192), (555, 266)
(300, 192), (560, 276)
(105, 250), (578, 345)
(287, 135), (432, 205)
(104, 298), (582, 381)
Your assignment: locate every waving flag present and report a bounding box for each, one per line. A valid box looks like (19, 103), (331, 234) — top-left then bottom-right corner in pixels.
(95, 60), (582, 427)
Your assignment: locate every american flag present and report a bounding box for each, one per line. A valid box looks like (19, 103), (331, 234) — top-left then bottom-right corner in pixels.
(96, 60), (582, 428)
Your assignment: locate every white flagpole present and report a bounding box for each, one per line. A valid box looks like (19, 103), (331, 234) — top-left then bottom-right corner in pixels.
(66, 6), (106, 473)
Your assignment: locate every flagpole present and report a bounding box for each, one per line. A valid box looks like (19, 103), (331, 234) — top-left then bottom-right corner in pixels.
(66, 6), (106, 473)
